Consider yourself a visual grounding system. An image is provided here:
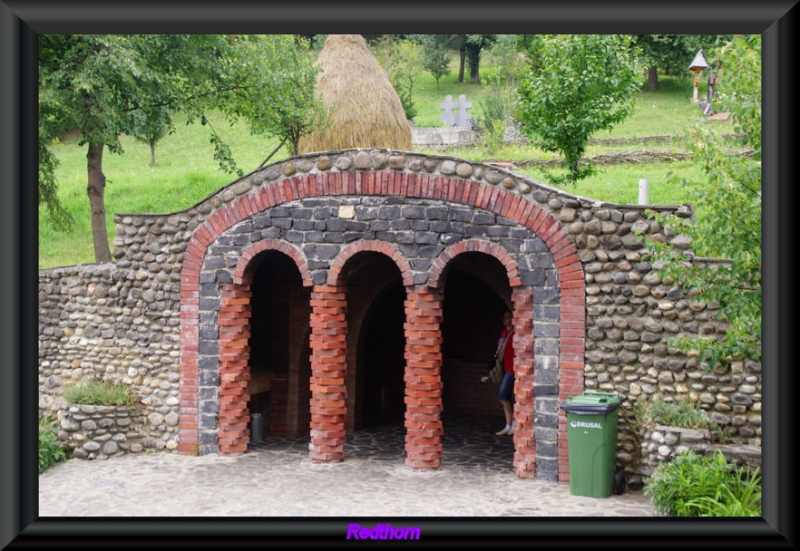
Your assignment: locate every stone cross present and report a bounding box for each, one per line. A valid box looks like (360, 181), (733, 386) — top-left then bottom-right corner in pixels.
(438, 94), (473, 129)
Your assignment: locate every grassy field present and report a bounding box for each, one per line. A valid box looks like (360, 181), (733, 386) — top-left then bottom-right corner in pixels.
(39, 62), (722, 269)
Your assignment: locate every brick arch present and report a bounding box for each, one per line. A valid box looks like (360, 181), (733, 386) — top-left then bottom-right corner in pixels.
(326, 239), (414, 287)
(218, 245), (313, 454)
(426, 240), (540, 477)
(179, 166), (586, 481)
(233, 239), (313, 287)
(427, 239), (522, 289)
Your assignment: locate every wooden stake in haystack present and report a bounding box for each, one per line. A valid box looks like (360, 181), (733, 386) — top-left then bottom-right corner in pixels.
(297, 34), (412, 154)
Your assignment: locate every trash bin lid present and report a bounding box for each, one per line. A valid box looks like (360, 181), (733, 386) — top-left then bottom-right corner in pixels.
(560, 392), (621, 415)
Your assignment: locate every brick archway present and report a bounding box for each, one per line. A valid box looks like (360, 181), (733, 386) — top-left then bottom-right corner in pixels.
(307, 240), (414, 462)
(179, 163), (585, 480)
(429, 239), (539, 476)
(326, 239), (414, 287)
(214, 242), (312, 454)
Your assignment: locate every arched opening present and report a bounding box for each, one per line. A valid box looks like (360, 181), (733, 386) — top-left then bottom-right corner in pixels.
(338, 251), (406, 434)
(248, 250), (311, 438)
(360, 281), (406, 429)
(440, 252), (515, 461)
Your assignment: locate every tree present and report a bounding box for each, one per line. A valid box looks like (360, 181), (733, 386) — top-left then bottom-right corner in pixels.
(228, 37), (328, 158)
(132, 106), (173, 166)
(447, 34), (497, 83)
(474, 75), (514, 155)
(414, 34), (452, 90)
(635, 34), (727, 91)
(484, 34), (527, 89)
(464, 34), (497, 84)
(39, 34), (324, 263)
(389, 39), (425, 121)
(642, 35), (761, 369)
(369, 36), (424, 121)
(516, 34), (641, 185)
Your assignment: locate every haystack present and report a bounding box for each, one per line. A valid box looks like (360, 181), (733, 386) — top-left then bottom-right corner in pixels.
(297, 34), (412, 154)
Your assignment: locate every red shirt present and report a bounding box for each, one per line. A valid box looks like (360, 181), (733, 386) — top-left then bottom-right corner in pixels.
(499, 328), (515, 372)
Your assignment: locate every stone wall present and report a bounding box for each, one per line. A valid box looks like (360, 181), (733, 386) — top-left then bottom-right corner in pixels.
(639, 423), (713, 478)
(39, 263), (182, 451)
(58, 404), (150, 459)
(637, 423), (761, 484)
(38, 149), (761, 477)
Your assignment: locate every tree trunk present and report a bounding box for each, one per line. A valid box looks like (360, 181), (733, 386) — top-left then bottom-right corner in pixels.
(458, 48), (466, 83)
(87, 142), (112, 263)
(647, 67), (660, 91)
(149, 141), (156, 166)
(466, 42), (482, 84)
(469, 55), (480, 84)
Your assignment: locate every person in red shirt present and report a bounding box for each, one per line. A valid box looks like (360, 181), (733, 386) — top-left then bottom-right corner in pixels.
(481, 309), (516, 435)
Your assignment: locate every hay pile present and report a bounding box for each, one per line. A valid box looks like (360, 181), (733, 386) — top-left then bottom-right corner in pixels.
(297, 34), (412, 154)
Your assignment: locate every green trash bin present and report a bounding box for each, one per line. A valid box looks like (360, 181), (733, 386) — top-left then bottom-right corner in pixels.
(560, 392), (621, 498)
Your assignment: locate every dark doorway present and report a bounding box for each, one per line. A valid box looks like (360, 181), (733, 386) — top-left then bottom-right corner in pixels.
(340, 251), (406, 432)
(248, 251), (310, 438)
(441, 252), (511, 418)
(361, 281), (406, 428)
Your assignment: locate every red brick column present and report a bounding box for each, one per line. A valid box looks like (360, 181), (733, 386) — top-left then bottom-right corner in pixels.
(557, 283), (587, 482)
(308, 285), (348, 462)
(511, 286), (536, 478)
(217, 283), (252, 455)
(404, 286), (444, 469)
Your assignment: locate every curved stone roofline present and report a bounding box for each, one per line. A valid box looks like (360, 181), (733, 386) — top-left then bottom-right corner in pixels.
(113, 148), (693, 223)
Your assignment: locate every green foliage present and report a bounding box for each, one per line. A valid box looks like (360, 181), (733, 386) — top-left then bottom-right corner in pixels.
(463, 34), (498, 84)
(713, 36), (761, 155)
(638, 396), (709, 428)
(65, 380), (138, 406)
(644, 450), (761, 517)
(132, 106), (174, 166)
(641, 35), (761, 370)
(635, 34), (727, 78)
(635, 396), (726, 442)
(474, 75), (514, 155)
(38, 136), (73, 231)
(516, 34), (641, 185)
(39, 415), (67, 473)
(483, 35), (527, 89)
(39, 34), (324, 262)
(412, 34), (452, 90)
(226, 36), (328, 157)
(683, 477), (763, 517)
(384, 39), (425, 122)
(394, 86), (418, 121)
(38, 41), (715, 269)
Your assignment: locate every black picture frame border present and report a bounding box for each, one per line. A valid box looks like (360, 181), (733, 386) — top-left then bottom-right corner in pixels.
(2, 1), (795, 548)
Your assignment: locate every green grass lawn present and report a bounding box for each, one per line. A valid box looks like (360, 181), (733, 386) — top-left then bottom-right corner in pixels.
(39, 65), (719, 269)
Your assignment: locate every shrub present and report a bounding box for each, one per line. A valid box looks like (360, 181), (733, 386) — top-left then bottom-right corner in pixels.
(38, 415), (67, 473)
(64, 380), (138, 406)
(644, 449), (761, 517)
(635, 396), (727, 443)
(474, 75), (513, 155)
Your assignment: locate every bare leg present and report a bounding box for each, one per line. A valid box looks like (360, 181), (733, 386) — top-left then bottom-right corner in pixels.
(501, 399), (513, 427)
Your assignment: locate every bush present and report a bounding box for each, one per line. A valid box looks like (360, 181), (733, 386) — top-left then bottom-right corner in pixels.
(394, 84), (418, 121)
(64, 380), (138, 406)
(39, 415), (67, 473)
(635, 396), (727, 443)
(474, 75), (514, 155)
(644, 450), (761, 517)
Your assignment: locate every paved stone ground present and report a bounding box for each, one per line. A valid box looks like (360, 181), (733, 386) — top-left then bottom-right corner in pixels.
(38, 413), (654, 518)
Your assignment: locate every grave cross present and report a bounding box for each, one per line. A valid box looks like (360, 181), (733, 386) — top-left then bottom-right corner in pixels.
(438, 94), (473, 129)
